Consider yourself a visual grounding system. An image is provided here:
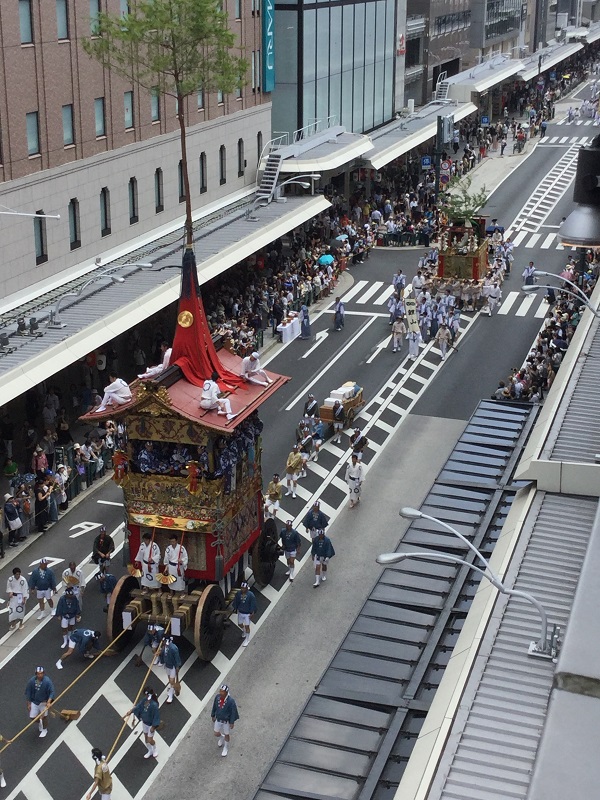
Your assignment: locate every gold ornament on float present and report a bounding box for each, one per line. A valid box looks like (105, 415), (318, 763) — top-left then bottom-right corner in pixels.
(177, 310), (194, 328)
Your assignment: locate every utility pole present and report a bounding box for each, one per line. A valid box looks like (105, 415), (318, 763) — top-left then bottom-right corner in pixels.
(434, 116), (443, 204)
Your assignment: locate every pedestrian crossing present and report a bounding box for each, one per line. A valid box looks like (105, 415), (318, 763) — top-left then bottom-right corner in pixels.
(339, 278), (553, 319)
(498, 290), (551, 318)
(555, 118), (595, 126)
(506, 229), (573, 250)
(540, 135), (591, 145)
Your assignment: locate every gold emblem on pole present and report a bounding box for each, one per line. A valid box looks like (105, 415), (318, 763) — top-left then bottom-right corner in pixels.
(178, 310), (194, 328)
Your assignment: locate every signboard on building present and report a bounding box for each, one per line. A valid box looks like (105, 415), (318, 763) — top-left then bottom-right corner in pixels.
(421, 155), (432, 169)
(262, 0), (275, 92)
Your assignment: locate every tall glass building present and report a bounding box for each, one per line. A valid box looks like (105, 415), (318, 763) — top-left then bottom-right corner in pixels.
(272, 0), (397, 136)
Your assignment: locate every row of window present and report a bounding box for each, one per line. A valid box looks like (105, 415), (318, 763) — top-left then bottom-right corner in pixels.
(32, 134), (261, 263)
(432, 11), (472, 37)
(19, 0), (245, 45)
(24, 84), (248, 157)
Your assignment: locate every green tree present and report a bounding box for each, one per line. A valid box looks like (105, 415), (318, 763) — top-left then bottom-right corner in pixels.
(442, 177), (489, 236)
(83, 0), (247, 246)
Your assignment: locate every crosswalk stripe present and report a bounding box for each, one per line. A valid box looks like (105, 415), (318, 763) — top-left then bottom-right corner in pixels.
(540, 136), (549, 143)
(541, 232), (556, 249)
(570, 136), (579, 143)
(559, 136), (568, 143)
(535, 298), (550, 318)
(526, 233), (541, 247)
(556, 119), (565, 125)
(512, 230), (528, 246)
(342, 280), (368, 303)
(373, 284), (395, 305)
(356, 280), (385, 304)
(548, 136), (558, 143)
(585, 120), (593, 125)
(498, 291), (519, 315)
(515, 294), (537, 316)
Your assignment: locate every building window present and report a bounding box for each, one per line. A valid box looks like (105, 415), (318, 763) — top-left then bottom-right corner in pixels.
(90, 0), (100, 34)
(252, 51), (261, 92)
(26, 111), (40, 156)
(124, 90), (134, 129)
(100, 187), (111, 236)
(62, 104), (74, 146)
(235, 0), (241, 18)
(19, 0), (33, 44)
(33, 211), (47, 265)
(68, 198), (80, 250)
(217, 90), (224, 104)
(257, 130), (263, 165)
(237, 139), (245, 177)
(175, 96), (180, 117)
(178, 160), (185, 202)
(154, 168), (164, 213)
(120, 0), (130, 15)
(56, 0), (69, 39)
(235, 78), (242, 100)
(151, 88), (160, 122)
(199, 152), (207, 193)
(197, 88), (204, 110)
(219, 145), (226, 185)
(94, 97), (105, 137)
(128, 177), (138, 224)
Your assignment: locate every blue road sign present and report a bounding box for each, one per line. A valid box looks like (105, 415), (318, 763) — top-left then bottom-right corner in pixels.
(481, 115), (490, 126)
(421, 155), (432, 169)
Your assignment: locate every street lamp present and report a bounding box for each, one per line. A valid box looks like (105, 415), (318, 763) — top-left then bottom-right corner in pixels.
(376, 550), (555, 658)
(521, 284), (600, 319)
(48, 271), (125, 328)
(532, 269), (589, 301)
(394, 507), (556, 658)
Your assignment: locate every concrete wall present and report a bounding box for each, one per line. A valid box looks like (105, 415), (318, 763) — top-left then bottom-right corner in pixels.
(0, 103), (271, 301)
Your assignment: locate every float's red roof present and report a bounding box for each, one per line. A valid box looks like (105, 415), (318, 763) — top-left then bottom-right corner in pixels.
(80, 247), (289, 430)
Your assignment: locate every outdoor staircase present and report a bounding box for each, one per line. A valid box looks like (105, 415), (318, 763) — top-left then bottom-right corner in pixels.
(436, 81), (450, 100)
(255, 152), (283, 205)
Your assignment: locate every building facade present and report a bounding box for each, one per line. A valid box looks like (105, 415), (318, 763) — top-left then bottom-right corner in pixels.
(0, 0), (270, 298)
(272, 0), (397, 136)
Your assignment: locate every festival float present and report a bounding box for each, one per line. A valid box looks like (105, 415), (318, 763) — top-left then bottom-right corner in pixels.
(81, 248), (288, 660)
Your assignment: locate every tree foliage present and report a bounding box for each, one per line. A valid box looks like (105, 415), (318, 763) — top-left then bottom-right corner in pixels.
(443, 177), (489, 225)
(83, 0), (248, 244)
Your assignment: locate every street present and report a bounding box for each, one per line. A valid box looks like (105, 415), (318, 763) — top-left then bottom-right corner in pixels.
(0, 102), (585, 800)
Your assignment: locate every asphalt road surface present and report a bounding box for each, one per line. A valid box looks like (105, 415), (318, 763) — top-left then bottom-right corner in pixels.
(0, 99), (587, 800)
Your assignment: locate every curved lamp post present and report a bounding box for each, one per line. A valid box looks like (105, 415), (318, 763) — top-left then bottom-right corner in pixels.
(521, 284), (600, 319)
(247, 174), (322, 219)
(392, 507), (555, 658)
(49, 270), (125, 328)
(531, 269), (589, 301)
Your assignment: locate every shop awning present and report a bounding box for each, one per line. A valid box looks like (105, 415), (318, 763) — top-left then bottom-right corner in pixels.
(277, 128), (373, 174)
(0, 194), (330, 407)
(586, 26), (600, 44)
(519, 42), (584, 82)
(366, 101), (478, 170)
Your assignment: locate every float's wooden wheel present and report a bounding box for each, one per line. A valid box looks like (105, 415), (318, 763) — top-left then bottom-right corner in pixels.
(106, 574), (140, 648)
(194, 584), (226, 662)
(346, 407), (355, 426)
(251, 518), (280, 586)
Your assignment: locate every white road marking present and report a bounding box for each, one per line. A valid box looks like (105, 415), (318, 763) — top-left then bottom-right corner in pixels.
(515, 293), (538, 316)
(526, 233), (541, 247)
(341, 280), (368, 303)
(356, 281), (385, 304)
(284, 316), (378, 411)
(498, 291), (519, 315)
(512, 230), (528, 246)
(541, 233), (556, 249)
(96, 500), (124, 506)
(366, 334), (393, 363)
(373, 284), (395, 305)
(559, 136), (568, 143)
(535, 299), (550, 318)
(301, 329), (329, 358)
(549, 136), (558, 143)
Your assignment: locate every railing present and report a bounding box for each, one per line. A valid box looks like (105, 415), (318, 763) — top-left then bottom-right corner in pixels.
(292, 115), (338, 143)
(258, 133), (289, 167)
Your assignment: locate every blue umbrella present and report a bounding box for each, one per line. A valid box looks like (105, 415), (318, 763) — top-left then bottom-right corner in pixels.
(318, 253), (335, 266)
